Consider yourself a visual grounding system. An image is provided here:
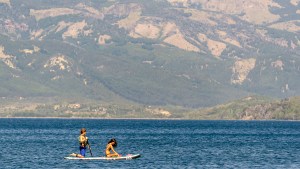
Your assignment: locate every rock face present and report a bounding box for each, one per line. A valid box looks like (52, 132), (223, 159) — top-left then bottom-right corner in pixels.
(168, 0), (281, 24)
(98, 35), (111, 45)
(30, 8), (81, 21)
(231, 58), (256, 84)
(291, 0), (300, 6)
(0, 0), (10, 6)
(44, 55), (71, 71)
(62, 20), (91, 39)
(0, 46), (16, 69)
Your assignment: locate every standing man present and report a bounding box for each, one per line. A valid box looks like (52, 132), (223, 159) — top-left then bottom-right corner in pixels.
(70, 128), (92, 158)
(78, 128), (89, 157)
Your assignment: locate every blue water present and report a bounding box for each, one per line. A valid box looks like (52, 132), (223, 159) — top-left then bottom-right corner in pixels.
(1, 119), (300, 168)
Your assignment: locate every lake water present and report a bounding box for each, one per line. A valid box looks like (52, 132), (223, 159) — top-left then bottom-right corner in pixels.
(0, 118), (300, 168)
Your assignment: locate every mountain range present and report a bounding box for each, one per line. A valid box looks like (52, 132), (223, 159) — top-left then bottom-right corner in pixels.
(0, 0), (299, 113)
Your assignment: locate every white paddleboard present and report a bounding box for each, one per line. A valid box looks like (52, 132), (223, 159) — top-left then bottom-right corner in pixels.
(64, 154), (141, 160)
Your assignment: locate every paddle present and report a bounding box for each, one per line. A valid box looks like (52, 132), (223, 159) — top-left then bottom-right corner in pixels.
(87, 139), (93, 157)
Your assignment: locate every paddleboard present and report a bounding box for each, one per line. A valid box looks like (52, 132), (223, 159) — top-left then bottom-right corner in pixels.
(64, 154), (141, 160)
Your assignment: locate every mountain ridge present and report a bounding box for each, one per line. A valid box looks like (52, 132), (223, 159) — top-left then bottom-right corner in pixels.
(0, 0), (299, 110)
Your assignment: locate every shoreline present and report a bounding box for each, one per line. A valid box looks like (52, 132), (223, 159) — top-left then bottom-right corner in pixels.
(0, 116), (299, 121)
(0, 116), (184, 120)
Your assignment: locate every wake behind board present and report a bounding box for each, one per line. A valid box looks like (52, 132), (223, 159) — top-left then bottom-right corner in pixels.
(64, 154), (141, 160)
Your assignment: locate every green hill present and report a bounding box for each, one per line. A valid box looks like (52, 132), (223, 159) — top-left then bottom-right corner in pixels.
(186, 96), (300, 120)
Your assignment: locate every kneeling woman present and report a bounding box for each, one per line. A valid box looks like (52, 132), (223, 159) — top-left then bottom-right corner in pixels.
(105, 138), (120, 157)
